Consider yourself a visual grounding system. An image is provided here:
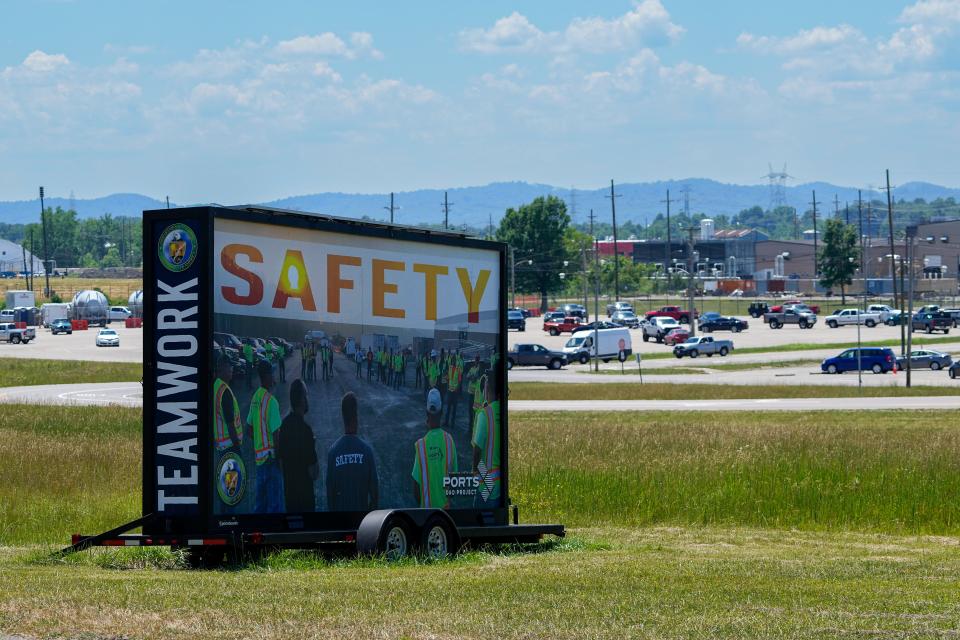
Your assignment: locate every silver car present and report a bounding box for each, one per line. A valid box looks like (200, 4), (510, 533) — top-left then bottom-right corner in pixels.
(895, 349), (952, 371)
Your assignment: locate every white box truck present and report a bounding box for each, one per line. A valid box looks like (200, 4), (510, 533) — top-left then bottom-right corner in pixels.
(40, 303), (71, 327)
(5, 290), (35, 310)
(562, 326), (632, 364)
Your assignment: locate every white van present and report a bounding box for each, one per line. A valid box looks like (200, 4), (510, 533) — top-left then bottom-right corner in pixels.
(562, 327), (632, 364)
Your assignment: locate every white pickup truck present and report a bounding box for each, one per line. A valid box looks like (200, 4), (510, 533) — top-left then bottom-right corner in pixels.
(824, 309), (881, 328)
(0, 322), (36, 344)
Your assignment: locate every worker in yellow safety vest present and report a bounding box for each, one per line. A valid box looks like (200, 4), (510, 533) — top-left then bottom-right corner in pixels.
(472, 375), (501, 505)
(213, 354), (243, 452)
(246, 359), (284, 513)
(443, 356), (463, 429)
(412, 388), (458, 509)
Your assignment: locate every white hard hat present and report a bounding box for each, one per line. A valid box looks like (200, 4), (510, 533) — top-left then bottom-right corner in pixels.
(426, 388), (442, 415)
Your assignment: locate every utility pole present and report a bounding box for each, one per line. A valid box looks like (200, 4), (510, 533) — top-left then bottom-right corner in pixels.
(905, 225), (916, 388)
(833, 194), (840, 221)
(683, 224), (700, 337)
(810, 190), (821, 278)
(384, 192), (397, 224)
(39, 186), (51, 298)
(442, 191), (453, 230)
(487, 213), (493, 240)
(606, 180), (621, 301)
(844, 202), (850, 226)
(857, 191), (865, 293)
(165, 196), (170, 209)
(882, 170), (898, 310)
(590, 208), (601, 371)
(661, 189), (678, 286)
(28, 228), (35, 291)
(21, 243), (28, 290)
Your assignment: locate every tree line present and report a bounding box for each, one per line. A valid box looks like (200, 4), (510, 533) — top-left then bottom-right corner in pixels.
(0, 208), (142, 270)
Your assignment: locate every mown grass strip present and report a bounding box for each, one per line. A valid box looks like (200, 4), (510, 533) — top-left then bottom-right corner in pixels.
(0, 357), (140, 388)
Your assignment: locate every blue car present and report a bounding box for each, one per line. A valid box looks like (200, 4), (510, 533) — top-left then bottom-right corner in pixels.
(821, 347), (896, 375)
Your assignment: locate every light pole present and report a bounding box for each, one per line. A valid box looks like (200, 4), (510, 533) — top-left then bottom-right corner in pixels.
(510, 251), (533, 309)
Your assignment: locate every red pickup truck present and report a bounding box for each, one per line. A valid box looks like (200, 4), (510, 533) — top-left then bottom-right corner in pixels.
(644, 306), (698, 324)
(543, 316), (582, 336)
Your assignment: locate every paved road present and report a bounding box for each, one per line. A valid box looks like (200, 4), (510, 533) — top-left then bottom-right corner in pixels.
(1, 381), (956, 412)
(0, 382), (143, 407)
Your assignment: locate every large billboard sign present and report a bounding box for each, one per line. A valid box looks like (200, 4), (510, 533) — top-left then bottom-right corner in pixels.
(143, 207), (507, 535)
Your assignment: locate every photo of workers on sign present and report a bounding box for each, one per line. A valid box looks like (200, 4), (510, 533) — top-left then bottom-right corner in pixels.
(210, 217), (502, 516)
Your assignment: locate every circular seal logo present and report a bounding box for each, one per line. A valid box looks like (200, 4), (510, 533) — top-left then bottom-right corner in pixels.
(158, 223), (197, 272)
(216, 452), (246, 506)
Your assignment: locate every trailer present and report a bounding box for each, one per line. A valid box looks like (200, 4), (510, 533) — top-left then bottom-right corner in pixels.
(63, 205), (563, 565)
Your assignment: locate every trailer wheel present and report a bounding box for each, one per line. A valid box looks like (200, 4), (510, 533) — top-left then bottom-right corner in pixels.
(358, 511), (414, 560)
(419, 515), (458, 559)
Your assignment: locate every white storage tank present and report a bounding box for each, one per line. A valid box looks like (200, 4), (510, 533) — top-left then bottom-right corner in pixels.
(128, 290), (144, 318)
(72, 290), (109, 326)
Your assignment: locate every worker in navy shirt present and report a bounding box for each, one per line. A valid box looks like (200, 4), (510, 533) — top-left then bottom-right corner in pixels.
(326, 392), (379, 511)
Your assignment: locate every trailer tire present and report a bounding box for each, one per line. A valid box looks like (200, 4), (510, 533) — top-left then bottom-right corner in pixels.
(357, 511), (413, 560)
(419, 514), (459, 559)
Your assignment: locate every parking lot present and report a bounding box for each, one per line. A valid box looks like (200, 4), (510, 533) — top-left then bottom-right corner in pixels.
(509, 312), (960, 386)
(0, 323), (142, 363)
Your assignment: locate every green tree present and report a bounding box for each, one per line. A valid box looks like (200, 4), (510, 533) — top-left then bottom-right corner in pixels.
(497, 196), (571, 311)
(817, 219), (860, 304)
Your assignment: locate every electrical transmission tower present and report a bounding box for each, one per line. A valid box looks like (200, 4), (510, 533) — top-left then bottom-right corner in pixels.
(762, 163), (793, 210)
(680, 184), (691, 217)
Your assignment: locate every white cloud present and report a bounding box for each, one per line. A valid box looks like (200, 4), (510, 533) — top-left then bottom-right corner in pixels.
(737, 25), (864, 55)
(275, 31), (382, 59)
(459, 12), (546, 54)
(313, 61), (342, 82)
(459, 1), (682, 55)
(22, 50), (70, 72)
(108, 57), (139, 75)
(899, 0), (960, 25)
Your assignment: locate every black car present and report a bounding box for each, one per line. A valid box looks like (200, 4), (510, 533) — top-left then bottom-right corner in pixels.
(699, 316), (748, 333)
(562, 303), (587, 319)
(50, 318), (72, 335)
(507, 310), (527, 331)
(571, 320), (622, 334)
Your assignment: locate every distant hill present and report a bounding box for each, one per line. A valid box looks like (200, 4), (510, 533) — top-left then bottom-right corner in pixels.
(2, 180), (959, 226)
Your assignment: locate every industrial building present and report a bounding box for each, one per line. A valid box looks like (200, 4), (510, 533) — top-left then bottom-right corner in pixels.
(0, 239), (43, 275)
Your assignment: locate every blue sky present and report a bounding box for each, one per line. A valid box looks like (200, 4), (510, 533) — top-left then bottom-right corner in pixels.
(1, 0), (959, 203)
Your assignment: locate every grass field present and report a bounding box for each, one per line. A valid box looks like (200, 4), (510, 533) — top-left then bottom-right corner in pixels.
(510, 382), (960, 400)
(3, 406), (960, 638)
(0, 357), (140, 387)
